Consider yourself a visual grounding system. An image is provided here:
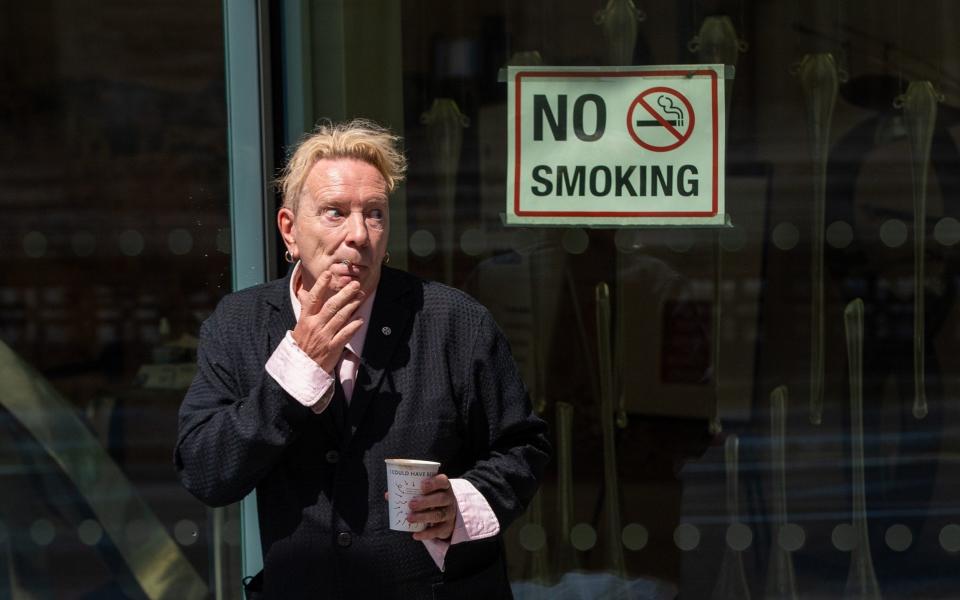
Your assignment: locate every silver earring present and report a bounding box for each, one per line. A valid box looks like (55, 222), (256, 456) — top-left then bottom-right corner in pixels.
(284, 250), (294, 263)
(383, 252), (390, 265)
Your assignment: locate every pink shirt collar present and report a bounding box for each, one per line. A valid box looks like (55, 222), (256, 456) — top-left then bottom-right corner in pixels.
(288, 261), (376, 358)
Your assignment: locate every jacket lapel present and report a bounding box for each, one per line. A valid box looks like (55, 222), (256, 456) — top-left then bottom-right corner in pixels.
(264, 270), (341, 444)
(264, 272), (296, 358)
(344, 267), (413, 444)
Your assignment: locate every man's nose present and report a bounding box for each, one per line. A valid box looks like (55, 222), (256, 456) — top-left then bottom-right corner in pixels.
(344, 211), (368, 246)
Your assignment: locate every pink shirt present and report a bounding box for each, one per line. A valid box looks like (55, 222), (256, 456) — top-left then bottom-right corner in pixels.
(264, 263), (500, 570)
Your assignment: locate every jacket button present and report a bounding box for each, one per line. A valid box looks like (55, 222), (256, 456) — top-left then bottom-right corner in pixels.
(325, 450), (340, 464)
(336, 532), (352, 547)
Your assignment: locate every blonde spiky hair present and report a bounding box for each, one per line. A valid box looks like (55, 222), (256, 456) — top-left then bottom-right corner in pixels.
(277, 118), (407, 212)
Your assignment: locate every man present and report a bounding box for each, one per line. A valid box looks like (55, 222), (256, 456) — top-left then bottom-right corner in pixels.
(175, 119), (550, 599)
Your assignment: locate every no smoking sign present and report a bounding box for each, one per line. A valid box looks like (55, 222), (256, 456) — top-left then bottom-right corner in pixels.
(507, 65), (726, 226)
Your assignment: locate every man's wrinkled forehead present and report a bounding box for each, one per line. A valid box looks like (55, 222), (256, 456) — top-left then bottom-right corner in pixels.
(297, 157), (390, 208)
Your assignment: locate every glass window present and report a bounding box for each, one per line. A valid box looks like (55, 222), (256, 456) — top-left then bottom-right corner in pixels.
(0, 1), (236, 597)
(275, 1), (960, 597)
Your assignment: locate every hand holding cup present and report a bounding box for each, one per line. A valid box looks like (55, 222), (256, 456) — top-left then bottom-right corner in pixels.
(385, 459), (454, 538)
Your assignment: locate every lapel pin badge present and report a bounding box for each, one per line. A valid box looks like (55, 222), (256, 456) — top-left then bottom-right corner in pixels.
(381, 326), (392, 336)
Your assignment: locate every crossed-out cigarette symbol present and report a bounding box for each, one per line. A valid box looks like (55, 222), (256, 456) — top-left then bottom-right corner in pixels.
(635, 94), (685, 128)
(627, 87), (695, 152)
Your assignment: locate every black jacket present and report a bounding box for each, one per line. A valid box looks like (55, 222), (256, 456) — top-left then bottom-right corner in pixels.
(175, 266), (551, 599)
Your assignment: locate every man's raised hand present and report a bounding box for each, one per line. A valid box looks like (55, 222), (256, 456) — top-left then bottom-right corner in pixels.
(292, 271), (365, 373)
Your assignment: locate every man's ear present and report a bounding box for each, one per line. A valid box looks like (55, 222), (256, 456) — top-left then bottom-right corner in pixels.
(277, 207), (298, 257)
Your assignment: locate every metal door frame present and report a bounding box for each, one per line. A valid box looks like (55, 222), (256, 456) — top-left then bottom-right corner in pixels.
(222, 0), (274, 579)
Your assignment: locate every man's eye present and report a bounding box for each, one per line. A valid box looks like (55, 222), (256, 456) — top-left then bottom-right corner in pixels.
(368, 208), (384, 220)
(323, 208), (343, 219)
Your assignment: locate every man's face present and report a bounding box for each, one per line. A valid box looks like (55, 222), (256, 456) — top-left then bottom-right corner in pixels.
(278, 158), (390, 296)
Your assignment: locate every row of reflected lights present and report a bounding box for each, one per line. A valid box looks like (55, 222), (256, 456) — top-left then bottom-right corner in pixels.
(515, 521), (960, 554)
(12, 217), (960, 260)
(5, 517), (960, 555)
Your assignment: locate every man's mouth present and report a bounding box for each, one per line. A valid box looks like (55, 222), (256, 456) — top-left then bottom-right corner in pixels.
(333, 259), (365, 272)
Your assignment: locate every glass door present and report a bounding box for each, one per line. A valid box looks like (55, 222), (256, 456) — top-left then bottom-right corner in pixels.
(0, 0), (239, 597)
(255, 1), (960, 597)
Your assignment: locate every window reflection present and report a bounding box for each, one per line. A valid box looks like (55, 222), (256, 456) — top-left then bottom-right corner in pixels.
(290, 1), (960, 598)
(0, 0), (234, 597)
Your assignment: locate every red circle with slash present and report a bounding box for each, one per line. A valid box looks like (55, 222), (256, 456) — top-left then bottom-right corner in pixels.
(627, 87), (696, 152)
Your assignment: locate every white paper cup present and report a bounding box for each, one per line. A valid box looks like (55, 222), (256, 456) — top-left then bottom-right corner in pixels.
(385, 458), (441, 532)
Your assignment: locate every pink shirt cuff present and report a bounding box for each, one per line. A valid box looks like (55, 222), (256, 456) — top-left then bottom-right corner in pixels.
(265, 331), (335, 414)
(422, 478), (500, 571)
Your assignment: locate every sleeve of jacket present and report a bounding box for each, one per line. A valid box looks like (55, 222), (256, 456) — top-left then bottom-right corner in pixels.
(459, 311), (552, 530)
(174, 302), (314, 507)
